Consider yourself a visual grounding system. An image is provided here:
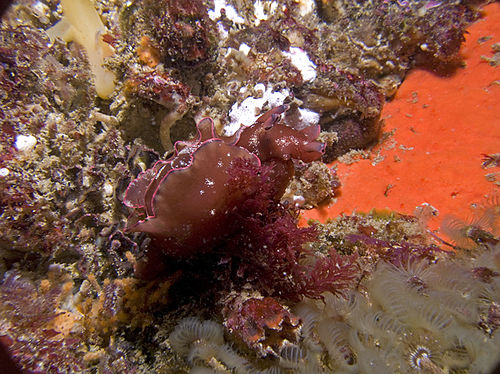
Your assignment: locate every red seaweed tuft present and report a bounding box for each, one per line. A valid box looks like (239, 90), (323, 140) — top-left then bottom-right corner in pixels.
(124, 107), (324, 260)
(300, 250), (359, 299)
(124, 128), (260, 257)
(121, 107), (340, 300)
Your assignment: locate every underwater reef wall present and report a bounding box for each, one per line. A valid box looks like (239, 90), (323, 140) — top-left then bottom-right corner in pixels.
(0, 0), (499, 373)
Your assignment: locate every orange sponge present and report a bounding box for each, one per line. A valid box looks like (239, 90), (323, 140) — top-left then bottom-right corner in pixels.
(302, 3), (500, 231)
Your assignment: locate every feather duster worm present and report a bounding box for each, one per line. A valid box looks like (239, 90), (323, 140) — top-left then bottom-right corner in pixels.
(123, 105), (324, 257)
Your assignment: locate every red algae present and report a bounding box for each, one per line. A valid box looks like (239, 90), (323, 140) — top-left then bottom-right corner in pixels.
(301, 3), (500, 232)
(124, 108), (324, 259)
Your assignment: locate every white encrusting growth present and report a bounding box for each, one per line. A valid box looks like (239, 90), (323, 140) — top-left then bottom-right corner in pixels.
(224, 84), (290, 136)
(282, 47), (317, 82)
(208, 0), (245, 23)
(238, 43), (251, 56)
(224, 83), (320, 138)
(298, 107), (320, 127)
(15, 134), (37, 152)
(253, 0), (278, 26)
(297, 0), (315, 16)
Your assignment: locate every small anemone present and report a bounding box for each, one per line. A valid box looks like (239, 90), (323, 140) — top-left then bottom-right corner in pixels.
(368, 264), (417, 322)
(426, 289), (480, 323)
(187, 341), (220, 365)
(366, 309), (408, 337)
(170, 318), (272, 373)
(293, 302), (321, 346)
(425, 262), (482, 298)
(412, 301), (454, 332)
(441, 215), (485, 249)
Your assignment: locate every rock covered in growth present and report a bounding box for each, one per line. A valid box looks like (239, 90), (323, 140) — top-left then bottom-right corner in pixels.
(299, 66), (384, 161)
(0, 6), (154, 371)
(0, 270), (85, 373)
(0, 16), (131, 266)
(315, 0), (479, 76)
(222, 292), (302, 357)
(124, 69), (191, 110)
(282, 160), (341, 209)
(115, 0), (481, 159)
(143, 0), (217, 66)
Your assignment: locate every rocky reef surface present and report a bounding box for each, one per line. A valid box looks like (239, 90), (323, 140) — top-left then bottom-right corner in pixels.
(0, 0), (499, 373)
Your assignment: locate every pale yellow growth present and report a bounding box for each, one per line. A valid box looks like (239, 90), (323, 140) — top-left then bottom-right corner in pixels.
(48, 0), (115, 98)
